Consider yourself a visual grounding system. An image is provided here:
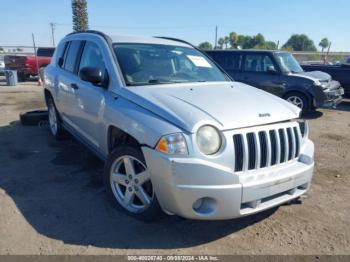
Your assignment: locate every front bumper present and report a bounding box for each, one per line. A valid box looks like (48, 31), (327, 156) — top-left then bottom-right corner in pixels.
(314, 82), (344, 108)
(142, 140), (314, 220)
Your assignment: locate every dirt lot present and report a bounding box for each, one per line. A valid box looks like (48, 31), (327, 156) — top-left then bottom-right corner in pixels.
(0, 78), (349, 255)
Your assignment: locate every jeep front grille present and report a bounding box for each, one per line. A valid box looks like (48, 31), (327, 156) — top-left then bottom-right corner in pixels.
(233, 124), (301, 172)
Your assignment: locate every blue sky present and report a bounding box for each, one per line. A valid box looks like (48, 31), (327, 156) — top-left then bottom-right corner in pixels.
(0, 0), (349, 51)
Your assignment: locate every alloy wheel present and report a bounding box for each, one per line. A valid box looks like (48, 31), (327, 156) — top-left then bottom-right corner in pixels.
(48, 101), (58, 136)
(110, 155), (153, 213)
(287, 96), (304, 109)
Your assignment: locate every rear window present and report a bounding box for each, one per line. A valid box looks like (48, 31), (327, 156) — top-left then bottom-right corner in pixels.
(37, 48), (55, 57)
(54, 42), (68, 67)
(63, 41), (82, 73)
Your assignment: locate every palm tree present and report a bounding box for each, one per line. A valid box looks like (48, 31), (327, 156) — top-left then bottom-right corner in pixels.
(218, 38), (225, 49)
(224, 36), (230, 49)
(72, 0), (89, 32)
(319, 38), (330, 53)
(229, 32), (238, 49)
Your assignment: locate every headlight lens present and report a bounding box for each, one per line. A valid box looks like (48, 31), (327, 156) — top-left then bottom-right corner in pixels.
(196, 125), (222, 155)
(297, 119), (309, 138)
(156, 133), (188, 155)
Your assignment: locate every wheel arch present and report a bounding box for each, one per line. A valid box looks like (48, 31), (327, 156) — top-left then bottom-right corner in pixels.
(107, 125), (143, 154)
(283, 89), (313, 108)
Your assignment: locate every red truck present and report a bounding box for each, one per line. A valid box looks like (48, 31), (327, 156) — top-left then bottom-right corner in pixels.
(4, 47), (55, 81)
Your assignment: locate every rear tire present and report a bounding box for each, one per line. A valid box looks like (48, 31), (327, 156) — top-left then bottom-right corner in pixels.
(104, 146), (163, 221)
(47, 97), (65, 139)
(284, 92), (310, 115)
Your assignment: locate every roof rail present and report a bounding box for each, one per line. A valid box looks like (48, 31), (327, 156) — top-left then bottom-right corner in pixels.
(65, 30), (112, 43)
(154, 36), (195, 48)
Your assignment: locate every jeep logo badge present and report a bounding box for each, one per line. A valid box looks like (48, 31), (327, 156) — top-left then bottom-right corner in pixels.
(259, 113), (271, 117)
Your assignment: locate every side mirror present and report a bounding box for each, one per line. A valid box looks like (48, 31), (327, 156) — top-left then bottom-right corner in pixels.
(267, 66), (277, 74)
(79, 67), (104, 85)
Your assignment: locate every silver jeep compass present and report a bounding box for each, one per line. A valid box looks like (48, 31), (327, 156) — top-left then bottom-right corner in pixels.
(44, 31), (314, 220)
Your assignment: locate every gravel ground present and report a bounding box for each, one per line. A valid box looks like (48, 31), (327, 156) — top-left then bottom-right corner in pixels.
(0, 78), (349, 255)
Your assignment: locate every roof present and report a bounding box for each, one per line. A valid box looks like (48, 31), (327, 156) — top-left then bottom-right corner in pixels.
(206, 49), (288, 54)
(65, 30), (192, 48)
(109, 35), (192, 47)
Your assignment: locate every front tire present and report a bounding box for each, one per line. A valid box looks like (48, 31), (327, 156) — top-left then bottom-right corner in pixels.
(104, 146), (163, 221)
(284, 92), (310, 114)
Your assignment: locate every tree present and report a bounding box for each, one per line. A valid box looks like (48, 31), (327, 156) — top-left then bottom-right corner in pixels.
(229, 32), (238, 49)
(319, 38), (330, 52)
(16, 48), (23, 52)
(198, 42), (213, 50)
(72, 0), (89, 32)
(237, 35), (254, 49)
(218, 38), (225, 49)
(224, 36), (230, 49)
(251, 33), (265, 48)
(0, 47), (4, 52)
(282, 34), (317, 51)
(255, 41), (277, 50)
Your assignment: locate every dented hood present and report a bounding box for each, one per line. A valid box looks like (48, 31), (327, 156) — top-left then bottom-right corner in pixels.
(121, 81), (300, 133)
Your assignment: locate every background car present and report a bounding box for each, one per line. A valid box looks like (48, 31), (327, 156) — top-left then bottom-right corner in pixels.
(4, 47), (55, 81)
(0, 55), (5, 75)
(206, 50), (344, 113)
(301, 56), (350, 95)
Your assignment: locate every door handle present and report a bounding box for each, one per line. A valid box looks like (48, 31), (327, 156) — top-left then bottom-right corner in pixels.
(71, 83), (79, 90)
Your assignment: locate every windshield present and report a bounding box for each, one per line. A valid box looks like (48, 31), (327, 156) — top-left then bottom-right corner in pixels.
(274, 52), (304, 73)
(113, 43), (228, 86)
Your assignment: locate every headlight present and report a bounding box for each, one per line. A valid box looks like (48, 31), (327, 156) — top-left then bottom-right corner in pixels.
(297, 119), (309, 138)
(156, 133), (188, 155)
(196, 125), (222, 155)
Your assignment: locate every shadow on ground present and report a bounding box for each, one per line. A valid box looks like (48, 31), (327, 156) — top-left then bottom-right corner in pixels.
(0, 120), (278, 249)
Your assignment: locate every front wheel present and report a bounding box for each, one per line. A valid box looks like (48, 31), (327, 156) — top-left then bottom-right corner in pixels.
(104, 146), (163, 221)
(284, 92), (310, 114)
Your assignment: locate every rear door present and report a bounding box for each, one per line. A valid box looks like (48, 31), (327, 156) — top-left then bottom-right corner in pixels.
(208, 52), (243, 81)
(241, 53), (284, 97)
(55, 40), (84, 129)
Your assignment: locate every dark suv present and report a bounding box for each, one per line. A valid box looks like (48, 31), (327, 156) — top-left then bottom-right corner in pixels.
(206, 50), (344, 113)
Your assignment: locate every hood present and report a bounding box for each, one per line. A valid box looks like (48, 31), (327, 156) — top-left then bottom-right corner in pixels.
(292, 70), (331, 82)
(120, 82), (300, 133)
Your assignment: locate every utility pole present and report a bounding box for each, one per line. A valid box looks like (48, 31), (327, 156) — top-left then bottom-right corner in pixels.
(50, 22), (56, 47)
(31, 33), (39, 75)
(214, 25), (218, 49)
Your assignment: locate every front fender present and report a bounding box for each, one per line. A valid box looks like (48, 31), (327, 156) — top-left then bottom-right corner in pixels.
(103, 95), (183, 153)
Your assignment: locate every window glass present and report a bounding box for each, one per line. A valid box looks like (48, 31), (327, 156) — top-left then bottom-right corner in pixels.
(274, 52), (303, 73)
(113, 43), (228, 86)
(209, 52), (241, 71)
(37, 48), (55, 57)
(54, 42), (67, 66)
(244, 54), (276, 72)
(63, 41), (81, 73)
(79, 41), (105, 72)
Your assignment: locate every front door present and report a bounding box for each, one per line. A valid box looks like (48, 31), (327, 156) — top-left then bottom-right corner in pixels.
(72, 41), (109, 150)
(241, 53), (285, 97)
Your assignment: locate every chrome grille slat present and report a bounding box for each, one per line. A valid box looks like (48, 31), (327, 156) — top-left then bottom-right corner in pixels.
(242, 134), (249, 171)
(283, 128), (289, 162)
(254, 132), (261, 169)
(232, 123), (301, 173)
(265, 130), (272, 167)
(289, 127), (296, 159)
